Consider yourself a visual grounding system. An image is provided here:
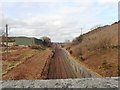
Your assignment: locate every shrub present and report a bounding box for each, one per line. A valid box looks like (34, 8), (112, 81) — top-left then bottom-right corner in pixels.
(71, 45), (83, 56)
(72, 35), (83, 45)
(118, 66), (120, 76)
(69, 50), (72, 54)
(80, 56), (86, 61)
(61, 45), (64, 48)
(99, 60), (112, 76)
(99, 37), (111, 49)
(101, 60), (112, 69)
(66, 47), (70, 50)
(9, 46), (19, 50)
(86, 36), (111, 51)
(112, 45), (120, 49)
(29, 45), (44, 50)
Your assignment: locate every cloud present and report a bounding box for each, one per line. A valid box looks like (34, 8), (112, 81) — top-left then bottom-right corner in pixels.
(1, 0), (92, 3)
(5, 16), (82, 42)
(1, 0), (118, 42)
(97, 0), (118, 5)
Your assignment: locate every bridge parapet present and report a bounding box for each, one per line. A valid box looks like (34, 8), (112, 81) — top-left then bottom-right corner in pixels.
(1, 77), (118, 88)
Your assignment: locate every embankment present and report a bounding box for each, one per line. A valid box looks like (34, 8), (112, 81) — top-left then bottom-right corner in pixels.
(63, 49), (101, 78)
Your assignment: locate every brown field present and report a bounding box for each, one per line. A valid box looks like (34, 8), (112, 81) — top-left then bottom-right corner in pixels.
(2, 46), (52, 80)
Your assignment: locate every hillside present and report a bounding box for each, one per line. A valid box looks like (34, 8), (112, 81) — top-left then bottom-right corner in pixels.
(65, 21), (119, 77)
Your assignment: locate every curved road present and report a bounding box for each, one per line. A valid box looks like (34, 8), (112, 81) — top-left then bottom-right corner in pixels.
(48, 45), (77, 79)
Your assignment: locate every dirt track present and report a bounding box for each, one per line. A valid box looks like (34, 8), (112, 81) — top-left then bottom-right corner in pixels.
(48, 46), (77, 79)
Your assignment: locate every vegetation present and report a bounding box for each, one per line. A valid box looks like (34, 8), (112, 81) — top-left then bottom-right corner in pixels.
(118, 66), (120, 76)
(99, 60), (112, 70)
(112, 45), (120, 49)
(64, 21), (119, 77)
(41, 36), (51, 47)
(28, 45), (45, 50)
(99, 60), (112, 76)
(72, 35), (83, 45)
(69, 50), (72, 54)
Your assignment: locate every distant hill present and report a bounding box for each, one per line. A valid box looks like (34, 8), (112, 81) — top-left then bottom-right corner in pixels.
(65, 21), (119, 77)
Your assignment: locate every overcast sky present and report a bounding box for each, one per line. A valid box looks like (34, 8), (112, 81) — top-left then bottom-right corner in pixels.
(0, 0), (118, 42)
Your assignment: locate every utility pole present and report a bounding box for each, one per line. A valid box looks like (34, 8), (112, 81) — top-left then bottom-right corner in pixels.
(6, 24), (8, 59)
(81, 28), (82, 35)
(2, 35), (4, 47)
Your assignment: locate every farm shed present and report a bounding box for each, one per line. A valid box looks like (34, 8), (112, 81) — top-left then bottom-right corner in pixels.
(0, 36), (43, 46)
(14, 37), (43, 46)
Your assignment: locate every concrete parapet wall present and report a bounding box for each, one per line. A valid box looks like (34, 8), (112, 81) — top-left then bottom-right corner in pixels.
(63, 49), (101, 78)
(1, 77), (118, 88)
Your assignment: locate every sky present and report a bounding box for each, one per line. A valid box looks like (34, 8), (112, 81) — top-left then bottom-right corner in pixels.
(0, 0), (119, 42)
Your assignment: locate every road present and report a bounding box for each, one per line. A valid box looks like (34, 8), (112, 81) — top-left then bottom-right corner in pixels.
(48, 45), (77, 79)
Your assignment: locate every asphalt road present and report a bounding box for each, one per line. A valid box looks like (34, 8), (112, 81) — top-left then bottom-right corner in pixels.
(48, 45), (77, 79)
